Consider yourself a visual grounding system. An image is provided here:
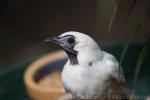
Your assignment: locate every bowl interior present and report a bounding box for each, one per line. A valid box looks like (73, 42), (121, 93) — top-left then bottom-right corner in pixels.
(34, 58), (67, 82)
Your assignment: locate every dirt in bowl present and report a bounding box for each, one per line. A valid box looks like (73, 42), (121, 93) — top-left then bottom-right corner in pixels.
(38, 72), (65, 92)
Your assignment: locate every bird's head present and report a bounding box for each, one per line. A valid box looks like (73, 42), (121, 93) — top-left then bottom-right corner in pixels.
(44, 31), (100, 65)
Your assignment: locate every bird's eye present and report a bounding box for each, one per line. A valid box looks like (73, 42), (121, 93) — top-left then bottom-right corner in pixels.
(67, 37), (75, 44)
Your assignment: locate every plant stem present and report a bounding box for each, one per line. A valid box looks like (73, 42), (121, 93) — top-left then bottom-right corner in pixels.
(133, 37), (150, 85)
(119, 19), (143, 79)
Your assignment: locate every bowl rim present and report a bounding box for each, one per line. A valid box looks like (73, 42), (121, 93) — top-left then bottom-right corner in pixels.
(24, 50), (67, 93)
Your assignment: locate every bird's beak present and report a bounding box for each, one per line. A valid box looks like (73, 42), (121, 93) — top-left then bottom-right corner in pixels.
(43, 37), (61, 44)
(43, 37), (69, 49)
(44, 37), (55, 42)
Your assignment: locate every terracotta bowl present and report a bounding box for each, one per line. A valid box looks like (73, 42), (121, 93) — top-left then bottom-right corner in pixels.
(24, 50), (68, 100)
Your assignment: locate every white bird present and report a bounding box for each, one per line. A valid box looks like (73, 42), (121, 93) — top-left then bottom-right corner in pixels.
(44, 31), (133, 100)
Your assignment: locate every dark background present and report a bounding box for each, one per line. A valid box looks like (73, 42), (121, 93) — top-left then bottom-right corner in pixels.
(0, 0), (150, 68)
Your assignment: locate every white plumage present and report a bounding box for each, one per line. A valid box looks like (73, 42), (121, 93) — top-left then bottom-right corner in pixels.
(60, 31), (125, 99)
(44, 31), (132, 100)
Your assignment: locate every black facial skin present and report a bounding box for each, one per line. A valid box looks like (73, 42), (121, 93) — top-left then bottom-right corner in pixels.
(44, 35), (78, 65)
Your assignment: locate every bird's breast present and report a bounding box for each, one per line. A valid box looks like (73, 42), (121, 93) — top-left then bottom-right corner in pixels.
(61, 63), (112, 98)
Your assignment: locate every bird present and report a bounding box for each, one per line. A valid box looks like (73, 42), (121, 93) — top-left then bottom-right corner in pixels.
(44, 31), (134, 100)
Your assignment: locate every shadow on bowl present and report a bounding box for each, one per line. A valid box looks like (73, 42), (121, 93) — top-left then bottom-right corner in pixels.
(24, 51), (68, 100)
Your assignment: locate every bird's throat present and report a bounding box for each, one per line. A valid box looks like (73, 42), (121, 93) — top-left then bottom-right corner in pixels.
(65, 51), (78, 65)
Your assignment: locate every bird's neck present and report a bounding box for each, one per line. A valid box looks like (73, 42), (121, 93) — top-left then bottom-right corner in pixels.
(74, 48), (103, 66)
(66, 51), (78, 65)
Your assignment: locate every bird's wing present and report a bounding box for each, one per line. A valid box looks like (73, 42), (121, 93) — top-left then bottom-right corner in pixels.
(104, 54), (137, 100)
(102, 51), (125, 83)
(110, 66), (125, 84)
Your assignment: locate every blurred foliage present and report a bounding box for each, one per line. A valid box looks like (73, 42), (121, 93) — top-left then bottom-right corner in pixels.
(126, 0), (138, 19)
(133, 37), (150, 85)
(118, 0), (150, 88)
